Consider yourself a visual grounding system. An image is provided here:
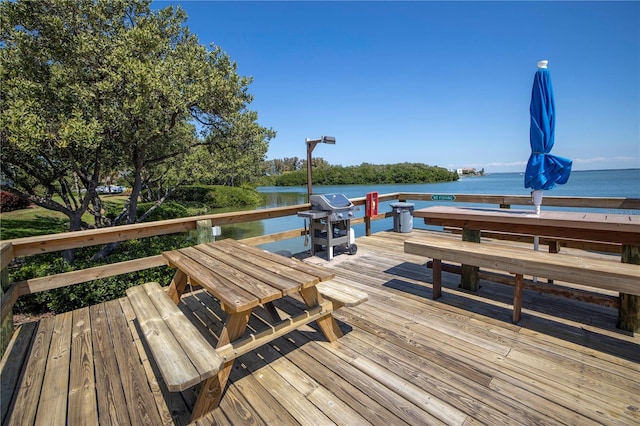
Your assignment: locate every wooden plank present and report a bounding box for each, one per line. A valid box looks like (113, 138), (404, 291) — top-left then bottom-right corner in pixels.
(12, 255), (167, 297)
(222, 239), (335, 282)
(185, 245), (288, 300)
(426, 260), (620, 308)
(163, 249), (258, 313)
(126, 285), (202, 392)
(233, 348), (335, 426)
(218, 385), (266, 426)
(143, 282), (222, 381)
(269, 332), (411, 426)
(6, 203), (309, 257)
(90, 303), (132, 426)
(335, 309), (559, 424)
(444, 226), (622, 253)
(1, 282), (20, 325)
(229, 372), (299, 425)
(341, 330), (527, 426)
(334, 297), (597, 425)
(506, 347), (640, 415)
(307, 385), (371, 425)
(201, 241), (316, 291)
(119, 298), (182, 426)
(316, 280), (368, 307)
(0, 242), (13, 272)
(0, 322), (37, 424)
(404, 237), (640, 295)
(35, 311), (73, 426)
(67, 307), (98, 426)
(296, 330), (446, 425)
(416, 206), (640, 245)
(333, 254), (639, 424)
(5, 317), (54, 426)
(105, 299), (164, 425)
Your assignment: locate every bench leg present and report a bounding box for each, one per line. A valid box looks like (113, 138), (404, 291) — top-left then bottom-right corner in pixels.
(300, 287), (342, 342)
(191, 310), (250, 421)
(513, 274), (524, 324)
(432, 259), (442, 300)
(167, 269), (189, 304)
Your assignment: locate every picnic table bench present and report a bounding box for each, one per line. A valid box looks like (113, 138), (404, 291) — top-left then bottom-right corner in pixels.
(126, 239), (367, 422)
(405, 235), (640, 324)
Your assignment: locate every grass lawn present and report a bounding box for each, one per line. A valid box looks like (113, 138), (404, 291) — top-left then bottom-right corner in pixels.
(0, 195), (129, 240)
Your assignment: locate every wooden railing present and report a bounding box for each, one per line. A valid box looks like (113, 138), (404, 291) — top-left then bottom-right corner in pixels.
(1, 192), (639, 355)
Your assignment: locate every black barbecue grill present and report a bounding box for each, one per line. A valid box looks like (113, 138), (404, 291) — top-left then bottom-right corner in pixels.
(298, 193), (358, 260)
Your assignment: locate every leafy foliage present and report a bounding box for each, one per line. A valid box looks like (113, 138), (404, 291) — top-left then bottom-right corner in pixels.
(172, 184), (264, 208)
(273, 162), (459, 186)
(11, 235), (188, 314)
(0, 190), (31, 212)
(0, 0), (274, 236)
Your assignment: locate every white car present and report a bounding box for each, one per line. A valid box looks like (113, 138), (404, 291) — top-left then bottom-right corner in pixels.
(96, 185), (124, 194)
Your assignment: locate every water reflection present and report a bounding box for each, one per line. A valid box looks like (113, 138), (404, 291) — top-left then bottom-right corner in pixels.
(261, 191), (307, 208)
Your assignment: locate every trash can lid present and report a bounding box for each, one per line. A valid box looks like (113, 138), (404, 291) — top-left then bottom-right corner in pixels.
(390, 202), (415, 208)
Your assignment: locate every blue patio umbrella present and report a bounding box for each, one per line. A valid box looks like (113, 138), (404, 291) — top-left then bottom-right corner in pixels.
(524, 60), (572, 214)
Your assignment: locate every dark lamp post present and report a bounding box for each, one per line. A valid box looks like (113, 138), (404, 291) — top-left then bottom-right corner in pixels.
(306, 136), (335, 201)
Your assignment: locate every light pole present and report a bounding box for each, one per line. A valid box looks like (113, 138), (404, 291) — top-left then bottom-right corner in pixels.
(306, 136), (335, 201)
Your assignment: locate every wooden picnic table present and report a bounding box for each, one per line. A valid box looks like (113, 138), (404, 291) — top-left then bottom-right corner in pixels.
(161, 239), (343, 420)
(414, 206), (640, 331)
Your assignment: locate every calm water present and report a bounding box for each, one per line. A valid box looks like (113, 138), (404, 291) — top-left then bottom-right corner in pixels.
(226, 169), (640, 254)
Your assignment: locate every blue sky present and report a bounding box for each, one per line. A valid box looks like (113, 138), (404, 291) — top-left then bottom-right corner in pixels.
(153, 1), (639, 173)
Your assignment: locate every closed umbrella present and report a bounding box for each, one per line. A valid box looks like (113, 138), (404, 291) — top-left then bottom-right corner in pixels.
(525, 60), (572, 215)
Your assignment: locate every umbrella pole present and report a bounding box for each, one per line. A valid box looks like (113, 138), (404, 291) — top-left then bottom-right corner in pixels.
(533, 235), (539, 282)
(531, 190), (542, 281)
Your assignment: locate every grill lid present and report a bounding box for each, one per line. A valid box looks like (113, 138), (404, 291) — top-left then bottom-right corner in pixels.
(310, 193), (354, 211)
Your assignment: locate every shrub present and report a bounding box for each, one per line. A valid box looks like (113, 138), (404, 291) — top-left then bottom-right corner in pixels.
(137, 201), (188, 221)
(203, 185), (264, 208)
(173, 184), (264, 208)
(172, 185), (211, 202)
(12, 235), (187, 314)
(0, 190), (31, 212)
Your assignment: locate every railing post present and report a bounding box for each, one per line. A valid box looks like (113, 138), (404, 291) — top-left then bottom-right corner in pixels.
(197, 219), (214, 244)
(365, 216), (372, 236)
(1, 242), (14, 357)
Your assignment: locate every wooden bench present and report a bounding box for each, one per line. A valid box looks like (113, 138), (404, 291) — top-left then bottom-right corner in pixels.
(126, 282), (223, 392)
(404, 236), (640, 324)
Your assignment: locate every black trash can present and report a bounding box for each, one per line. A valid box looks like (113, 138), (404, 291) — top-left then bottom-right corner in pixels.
(390, 202), (415, 233)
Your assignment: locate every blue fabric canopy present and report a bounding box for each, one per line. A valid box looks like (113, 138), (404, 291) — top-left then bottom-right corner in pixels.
(524, 65), (572, 191)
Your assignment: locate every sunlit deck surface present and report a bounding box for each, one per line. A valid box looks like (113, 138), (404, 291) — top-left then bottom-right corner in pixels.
(2, 230), (639, 425)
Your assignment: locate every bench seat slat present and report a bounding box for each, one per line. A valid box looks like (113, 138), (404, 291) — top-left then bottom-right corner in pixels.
(317, 280), (369, 308)
(126, 284), (211, 392)
(142, 283), (222, 383)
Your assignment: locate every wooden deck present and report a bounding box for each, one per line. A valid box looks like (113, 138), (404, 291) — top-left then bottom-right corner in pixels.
(2, 230), (639, 425)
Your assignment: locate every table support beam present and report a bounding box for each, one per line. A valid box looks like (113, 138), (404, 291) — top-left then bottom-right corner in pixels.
(460, 228), (480, 291)
(618, 245), (640, 333)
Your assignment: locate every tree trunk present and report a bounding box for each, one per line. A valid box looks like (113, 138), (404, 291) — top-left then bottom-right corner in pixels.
(63, 212), (85, 262)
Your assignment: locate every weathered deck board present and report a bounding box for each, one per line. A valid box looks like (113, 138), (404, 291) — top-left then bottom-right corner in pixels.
(1, 230), (639, 425)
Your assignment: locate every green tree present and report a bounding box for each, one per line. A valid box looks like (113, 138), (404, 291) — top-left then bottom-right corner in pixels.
(0, 0), (273, 247)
